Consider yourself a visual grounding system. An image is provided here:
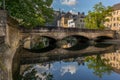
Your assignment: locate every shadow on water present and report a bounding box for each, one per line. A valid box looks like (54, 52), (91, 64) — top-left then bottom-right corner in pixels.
(95, 39), (120, 48)
(23, 37), (57, 53)
(12, 40), (120, 80)
(95, 43), (113, 48)
(23, 39), (116, 53)
(65, 42), (89, 51)
(23, 44), (57, 53)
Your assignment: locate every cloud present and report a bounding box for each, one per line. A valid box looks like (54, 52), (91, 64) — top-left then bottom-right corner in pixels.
(69, 10), (77, 14)
(61, 0), (77, 6)
(60, 64), (78, 76)
(73, 8), (76, 10)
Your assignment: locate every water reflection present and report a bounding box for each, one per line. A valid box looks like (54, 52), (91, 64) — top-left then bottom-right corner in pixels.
(12, 41), (120, 80)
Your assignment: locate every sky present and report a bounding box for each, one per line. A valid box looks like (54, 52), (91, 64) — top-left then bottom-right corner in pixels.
(51, 0), (120, 14)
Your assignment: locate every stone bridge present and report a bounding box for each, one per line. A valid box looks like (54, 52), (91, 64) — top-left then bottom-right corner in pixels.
(0, 10), (118, 80)
(21, 27), (116, 42)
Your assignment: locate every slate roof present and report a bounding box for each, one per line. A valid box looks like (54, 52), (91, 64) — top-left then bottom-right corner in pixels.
(112, 3), (120, 10)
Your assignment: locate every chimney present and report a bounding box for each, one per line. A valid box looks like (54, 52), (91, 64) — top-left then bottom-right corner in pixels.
(78, 12), (80, 15)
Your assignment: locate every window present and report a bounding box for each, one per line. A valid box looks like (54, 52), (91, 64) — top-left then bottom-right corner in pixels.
(114, 23), (116, 26)
(117, 17), (119, 20)
(80, 20), (82, 22)
(113, 17), (115, 21)
(77, 24), (80, 26)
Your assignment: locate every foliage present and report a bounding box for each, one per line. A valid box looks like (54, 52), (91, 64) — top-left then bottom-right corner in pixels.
(0, 0), (54, 28)
(32, 42), (45, 49)
(85, 54), (112, 78)
(21, 65), (53, 80)
(85, 2), (112, 29)
(32, 37), (49, 49)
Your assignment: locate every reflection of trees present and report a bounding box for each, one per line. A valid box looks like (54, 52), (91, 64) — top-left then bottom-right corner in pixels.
(20, 65), (53, 80)
(85, 54), (112, 78)
(32, 37), (49, 49)
(57, 37), (77, 48)
(22, 69), (37, 80)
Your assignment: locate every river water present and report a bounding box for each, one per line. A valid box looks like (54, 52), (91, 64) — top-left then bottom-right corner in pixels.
(13, 40), (120, 80)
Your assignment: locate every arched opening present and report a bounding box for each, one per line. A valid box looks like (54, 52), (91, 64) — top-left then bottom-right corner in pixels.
(95, 36), (113, 42)
(58, 35), (89, 51)
(94, 36), (113, 48)
(23, 36), (57, 53)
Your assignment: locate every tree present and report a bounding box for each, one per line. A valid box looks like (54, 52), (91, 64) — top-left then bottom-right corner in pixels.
(85, 2), (112, 29)
(85, 54), (112, 78)
(0, 0), (54, 28)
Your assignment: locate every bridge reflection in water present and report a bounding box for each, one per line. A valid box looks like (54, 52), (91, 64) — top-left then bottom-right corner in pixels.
(12, 40), (120, 80)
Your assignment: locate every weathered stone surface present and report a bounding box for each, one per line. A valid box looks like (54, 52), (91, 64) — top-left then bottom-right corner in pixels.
(21, 27), (116, 41)
(0, 10), (21, 80)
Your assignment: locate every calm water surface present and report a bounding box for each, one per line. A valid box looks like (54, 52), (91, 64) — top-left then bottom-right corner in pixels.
(14, 41), (120, 80)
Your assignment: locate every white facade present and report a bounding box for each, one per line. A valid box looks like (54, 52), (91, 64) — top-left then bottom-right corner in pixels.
(68, 19), (75, 28)
(57, 20), (61, 27)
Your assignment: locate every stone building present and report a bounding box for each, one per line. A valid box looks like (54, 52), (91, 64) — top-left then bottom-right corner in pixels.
(57, 11), (86, 28)
(101, 50), (120, 73)
(104, 3), (120, 31)
(74, 12), (86, 28)
(57, 12), (75, 28)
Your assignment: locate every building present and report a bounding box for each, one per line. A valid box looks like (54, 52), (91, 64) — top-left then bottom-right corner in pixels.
(101, 50), (120, 73)
(47, 10), (86, 28)
(74, 12), (86, 28)
(104, 3), (120, 31)
(68, 19), (75, 28)
(57, 11), (86, 28)
(57, 12), (75, 28)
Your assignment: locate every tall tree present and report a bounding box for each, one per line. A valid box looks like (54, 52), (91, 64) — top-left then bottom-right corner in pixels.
(85, 2), (112, 29)
(0, 0), (54, 28)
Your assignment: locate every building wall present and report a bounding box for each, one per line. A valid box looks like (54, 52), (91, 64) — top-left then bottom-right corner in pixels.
(102, 50), (120, 71)
(74, 13), (86, 28)
(68, 19), (75, 27)
(57, 12), (86, 28)
(59, 17), (69, 28)
(104, 4), (120, 31)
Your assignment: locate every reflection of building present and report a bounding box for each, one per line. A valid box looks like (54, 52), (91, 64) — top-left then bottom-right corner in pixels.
(104, 3), (120, 31)
(102, 50), (120, 72)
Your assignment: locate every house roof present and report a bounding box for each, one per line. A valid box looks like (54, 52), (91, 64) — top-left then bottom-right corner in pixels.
(112, 3), (120, 10)
(62, 12), (73, 18)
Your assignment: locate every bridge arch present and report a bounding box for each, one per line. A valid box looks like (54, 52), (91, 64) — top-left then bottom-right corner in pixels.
(95, 36), (113, 42)
(22, 35), (57, 53)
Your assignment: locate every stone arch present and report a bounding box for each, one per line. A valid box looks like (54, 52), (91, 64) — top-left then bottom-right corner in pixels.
(95, 36), (113, 42)
(58, 35), (89, 50)
(22, 35), (57, 53)
(62, 35), (89, 42)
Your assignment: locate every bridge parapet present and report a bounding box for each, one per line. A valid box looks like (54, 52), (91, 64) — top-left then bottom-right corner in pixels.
(21, 27), (115, 33)
(21, 27), (116, 40)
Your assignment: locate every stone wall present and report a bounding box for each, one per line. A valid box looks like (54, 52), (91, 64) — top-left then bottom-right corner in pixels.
(0, 12), (21, 80)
